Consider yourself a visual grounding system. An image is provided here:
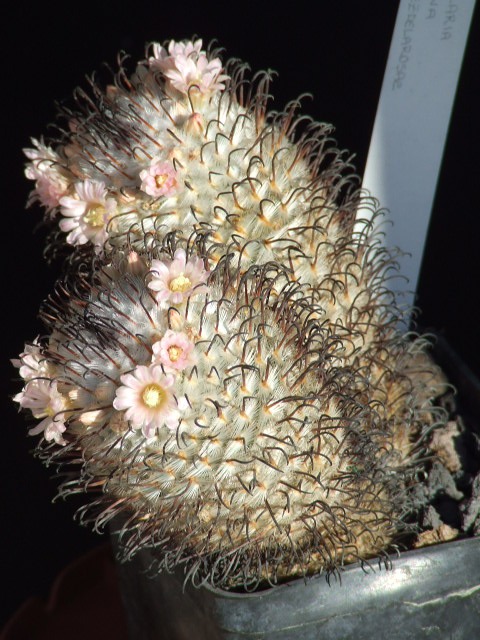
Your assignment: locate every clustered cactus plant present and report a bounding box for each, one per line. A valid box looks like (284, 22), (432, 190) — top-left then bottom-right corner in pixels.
(13, 38), (447, 589)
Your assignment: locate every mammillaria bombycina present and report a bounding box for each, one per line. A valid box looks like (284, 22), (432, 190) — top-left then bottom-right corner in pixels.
(15, 38), (448, 588)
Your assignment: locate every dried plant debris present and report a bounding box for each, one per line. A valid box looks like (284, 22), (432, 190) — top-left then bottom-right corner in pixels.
(413, 403), (480, 548)
(414, 523), (459, 549)
(461, 472), (480, 535)
(429, 421), (462, 473)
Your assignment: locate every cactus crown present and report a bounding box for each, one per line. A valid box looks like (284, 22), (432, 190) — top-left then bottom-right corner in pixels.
(14, 38), (446, 588)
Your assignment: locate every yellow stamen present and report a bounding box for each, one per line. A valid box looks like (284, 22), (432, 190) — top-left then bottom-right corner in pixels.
(155, 174), (168, 189)
(168, 346), (183, 362)
(169, 274), (192, 293)
(84, 206), (106, 228)
(142, 383), (166, 409)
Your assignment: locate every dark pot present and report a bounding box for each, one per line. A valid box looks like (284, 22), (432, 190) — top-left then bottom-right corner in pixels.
(113, 536), (480, 639)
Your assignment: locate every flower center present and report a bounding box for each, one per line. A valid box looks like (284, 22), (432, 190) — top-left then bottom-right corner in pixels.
(142, 383), (166, 409)
(155, 174), (168, 189)
(169, 274), (192, 293)
(168, 346), (183, 362)
(84, 205), (106, 228)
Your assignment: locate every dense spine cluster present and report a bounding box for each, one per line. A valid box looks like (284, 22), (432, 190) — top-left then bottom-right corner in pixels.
(13, 38), (446, 588)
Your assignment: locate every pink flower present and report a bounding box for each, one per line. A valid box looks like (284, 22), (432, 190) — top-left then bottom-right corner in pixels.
(148, 249), (208, 304)
(59, 179), (116, 249)
(24, 139), (69, 213)
(11, 338), (47, 380)
(149, 39), (229, 96)
(14, 379), (67, 445)
(152, 330), (196, 372)
(139, 160), (177, 197)
(151, 39), (203, 64)
(113, 365), (181, 437)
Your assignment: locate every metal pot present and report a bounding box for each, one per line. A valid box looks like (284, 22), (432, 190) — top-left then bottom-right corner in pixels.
(113, 536), (480, 639)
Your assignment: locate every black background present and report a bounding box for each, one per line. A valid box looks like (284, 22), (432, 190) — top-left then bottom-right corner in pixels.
(2, 0), (479, 628)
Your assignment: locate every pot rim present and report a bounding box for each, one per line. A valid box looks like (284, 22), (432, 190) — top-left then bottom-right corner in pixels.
(203, 535), (480, 600)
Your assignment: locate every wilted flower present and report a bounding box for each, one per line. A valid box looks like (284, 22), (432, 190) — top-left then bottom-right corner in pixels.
(126, 250), (147, 275)
(14, 379), (67, 445)
(24, 139), (69, 213)
(11, 338), (46, 380)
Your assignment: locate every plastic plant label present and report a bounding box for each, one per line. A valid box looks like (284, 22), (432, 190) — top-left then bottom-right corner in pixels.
(357, 0), (476, 311)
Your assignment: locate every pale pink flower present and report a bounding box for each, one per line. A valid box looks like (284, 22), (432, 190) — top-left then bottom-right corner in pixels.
(113, 365), (181, 437)
(149, 39), (229, 95)
(11, 338), (47, 381)
(42, 421), (67, 445)
(148, 249), (208, 304)
(14, 379), (67, 445)
(151, 39), (203, 64)
(113, 364), (185, 438)
(152, 330), (196, 372)
(59, 179), (116, 249)
(139, 160), (177, 197)
(24, 139), (69, 213)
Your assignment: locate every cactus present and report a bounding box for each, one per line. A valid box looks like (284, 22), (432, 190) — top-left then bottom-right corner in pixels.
(14, 38), (446, 588)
